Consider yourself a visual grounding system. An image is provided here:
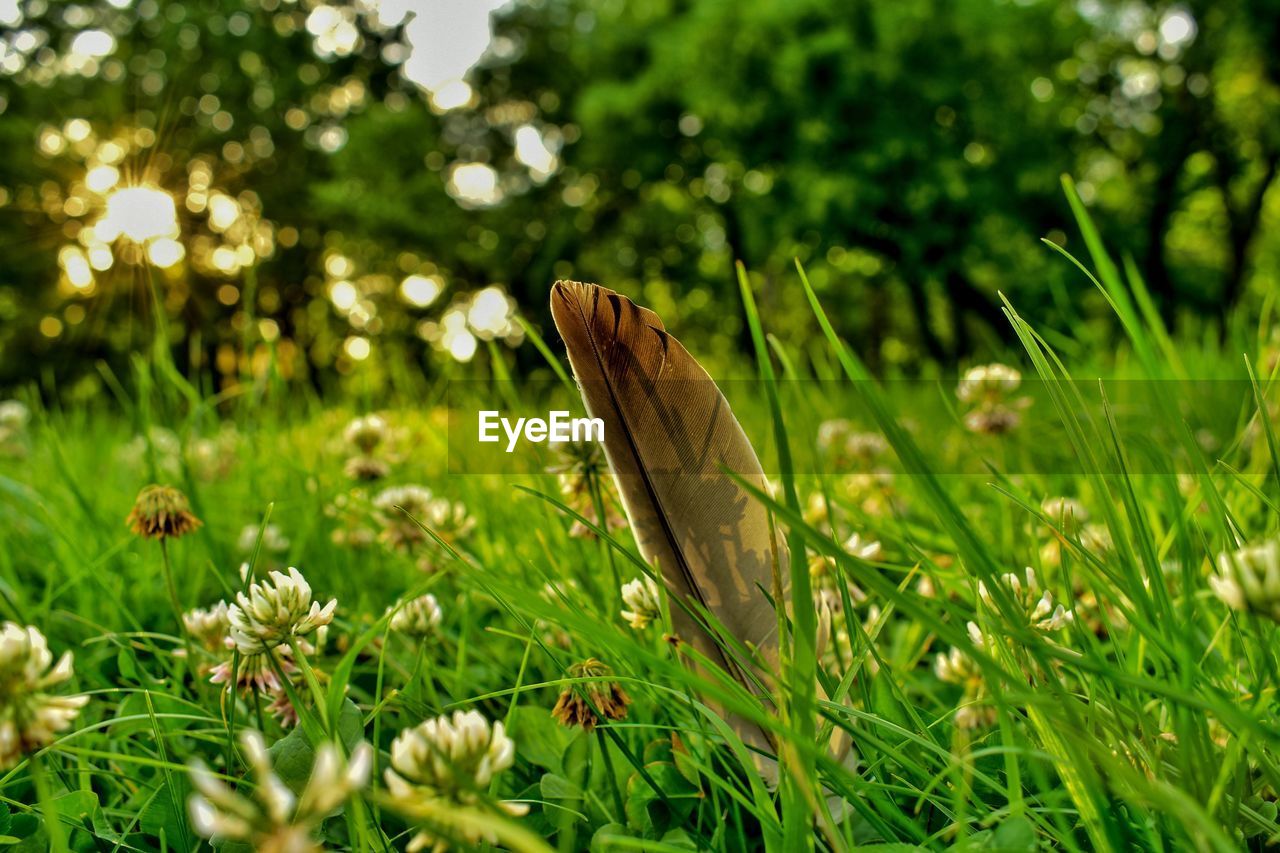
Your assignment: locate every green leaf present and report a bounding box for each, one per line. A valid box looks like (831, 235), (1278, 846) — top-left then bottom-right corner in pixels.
(539, 773), (579, 801)
(509, 706), (572, 775)
(625, 761), (697, 836)
(980, 815), (1037, 852)
(138, 777), (192, 849)
(267, 698), (364, 794)
(50, 791), (96, 822)
(589, 823), (631, 852)
(658, 828), (699, 849)
(112, 691), (196, 736)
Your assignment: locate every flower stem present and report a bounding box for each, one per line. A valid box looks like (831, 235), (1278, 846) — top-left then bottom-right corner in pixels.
(414, 641), (443, 711)
(588, 474), (621, 607)
(159, 539), (195, 681)
(595, 728), (626, 822)
(30, 751), (70, 853)
(159, 539), (183, 625)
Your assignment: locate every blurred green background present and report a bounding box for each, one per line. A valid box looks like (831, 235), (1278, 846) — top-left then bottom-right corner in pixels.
(1, 0), (1277, 396)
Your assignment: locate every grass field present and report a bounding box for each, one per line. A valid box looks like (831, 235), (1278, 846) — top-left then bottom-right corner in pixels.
(2, 203), (1280, 852)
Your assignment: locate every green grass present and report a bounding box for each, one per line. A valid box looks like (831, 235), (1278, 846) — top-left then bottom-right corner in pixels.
(1, 205), (1279, 851)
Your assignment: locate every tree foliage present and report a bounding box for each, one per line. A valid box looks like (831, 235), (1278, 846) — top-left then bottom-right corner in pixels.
(0, 0), (1277, 392)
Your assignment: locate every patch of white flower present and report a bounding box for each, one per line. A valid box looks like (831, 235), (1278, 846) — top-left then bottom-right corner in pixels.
(227, 568), (337, 654)
(343, 413), (389, 452)
(237, 524), (291, 555)
(0, 623), (89, 769)
(978, 567), (1074, 632)
(188, 729), (372, 852)
(1211, 540), (1280, 622)
(620, 576), (662, 630)
(385, 710), (528, 852)
(390, 594), (444, 638)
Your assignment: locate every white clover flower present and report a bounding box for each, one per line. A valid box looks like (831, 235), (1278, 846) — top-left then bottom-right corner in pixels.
(374, 485), (435, 551)
(817, 420), (887, 468)
(237, 524), (291, 556)
(420, 497), (476, 543)
(391, 594), (444, 638)
(118, 426), (183, 475)
(816, 593), (881, 676)
(0, 401), (30, 456)
(956, 364), (1022, 404)
(978, 567), (1073, 632)
(933, 622), (995, 730)
(934, 621), (986, 686)
(183, 602), (231, 653)
(1079, 523), (1113, 554)
(1041, 497), (1088, 529)
(620, 576), (661, 630)
(844, 532), (883, 562)
(227, 568), (337, 654)
(0, 623), (89, 769)
(816, 419), (853, 453)
(188, 729), (372, 852)
(384, 711), (527, 852)
(343, 414), (389, 453)
(1212, 540), (1280, 622)
(187, 426), (240, 480)
(0, 400), (30, 431)
(374, 484), (434, 517)
(957, 364), (1029, 435)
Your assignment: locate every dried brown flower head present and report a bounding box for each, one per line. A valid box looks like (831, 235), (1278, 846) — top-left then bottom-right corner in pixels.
(126, 484), (203, 540)
(552, 658), (631, 732)
(343, 455), (390, 481)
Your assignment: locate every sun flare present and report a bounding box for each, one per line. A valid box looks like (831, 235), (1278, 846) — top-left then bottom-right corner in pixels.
(98, 185), (178, 244)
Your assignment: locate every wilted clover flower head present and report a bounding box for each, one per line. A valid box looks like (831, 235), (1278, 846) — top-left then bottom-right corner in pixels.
(0, 623), (89, 769)
(978, 567), (1074, 632)
(227, 567), (336, 654)
(1212, 540), (1280, 622)
(620, 575), (661, 630)
(344, 454), (390, 481)
(385, 710), (527, 852)
(126, 484), (203, 540)
(183, 602), (231, 653)
(188, 729), (372, 853)
(390, 594), (444, 638)
(552, 658), (632, 732)
(209, 641), (298, 696)
(343, 414), (389, 453)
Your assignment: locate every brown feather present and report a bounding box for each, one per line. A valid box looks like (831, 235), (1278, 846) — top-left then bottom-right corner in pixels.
(550, 280), (785, 761)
